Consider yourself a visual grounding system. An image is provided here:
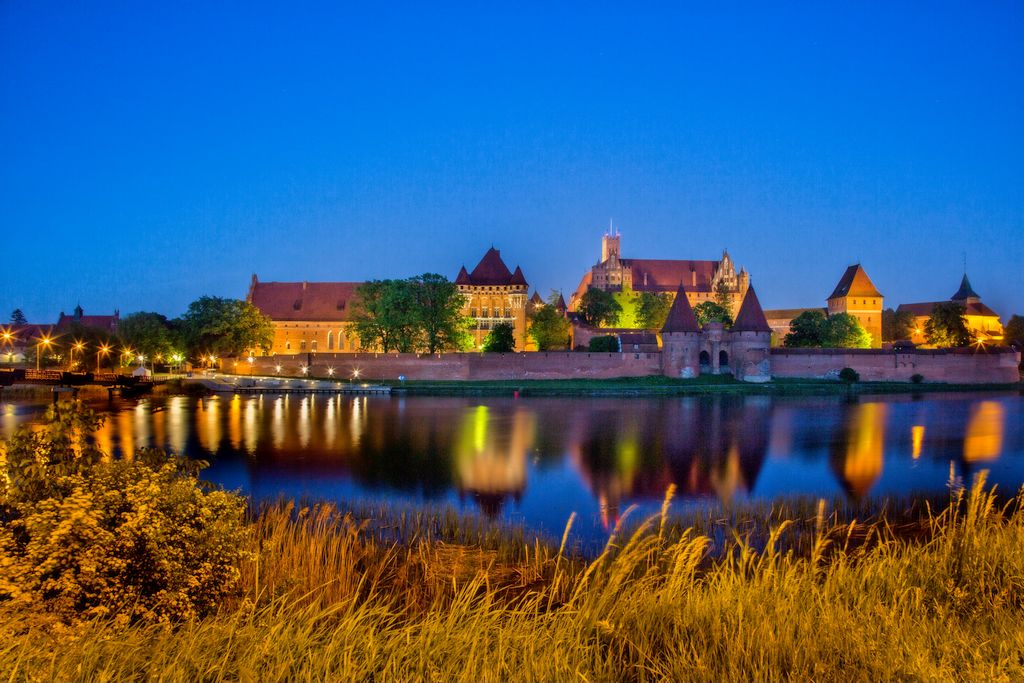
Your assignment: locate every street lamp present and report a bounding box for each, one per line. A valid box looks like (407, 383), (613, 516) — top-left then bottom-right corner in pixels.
(97, 344), (111, 373)
(36, 335), (54, 371)
(121, 348), (135, 372)
(70, 341), (85, 370)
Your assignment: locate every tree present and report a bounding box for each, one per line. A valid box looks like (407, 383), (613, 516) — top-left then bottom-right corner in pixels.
(118, 312), (176, 360)
(588, 335), (619, 352)
(409, 273), (471, 353)
(714, 280), (733, 311)
(529, 304), (571, 351)
(783, 311), (828, 347)
(482, 322), (516, 352)
(9, 309), (27, 326)
(1003, 315), (1024, 348)
(578, 287), (622, 327)
(924, 302), (972, 348)
(694, 301), (734, 328)
(881, 308), (915, 342)
(636, 292), (672, 330)
(179, 297), (274, 358)
(822, 313), (872, 348)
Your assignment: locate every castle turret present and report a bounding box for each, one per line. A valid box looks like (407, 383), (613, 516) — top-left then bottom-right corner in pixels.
(660, 284), (702, 378)
(601, 229), (621, 263)
(728, 285), (773, 382)
(827, 264), (883, 348)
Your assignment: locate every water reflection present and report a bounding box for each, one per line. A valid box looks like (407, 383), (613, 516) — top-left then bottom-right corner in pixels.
(5, 392), (1022, 541)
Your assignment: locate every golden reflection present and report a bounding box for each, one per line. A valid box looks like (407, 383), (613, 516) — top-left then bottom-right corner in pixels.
(835, 402), (888, 499)
(711, 442), (744, 503)
(272, 396), (285, 450)
(94, 411), (114, 459)
(298, 396), (311, 448)
(168, 396), (187, 455)
(133, 402), (151, 454)
(244, 398), (258, 454)
(151, 402), (165, 452)
(199, 397), (222, 454)
(228, 395), (242, 450)
(911, 425), (925, 460)
(118, 409), (135, 458)
(324, 396), (337, 449)
(963, 401), (1004, 463)
(454, 406), (535, 512)
(350, 397), (365, 447)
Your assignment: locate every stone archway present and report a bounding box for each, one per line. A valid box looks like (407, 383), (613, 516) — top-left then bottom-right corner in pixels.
(719, 350), (730, 374)
(699, 350), (711, 372)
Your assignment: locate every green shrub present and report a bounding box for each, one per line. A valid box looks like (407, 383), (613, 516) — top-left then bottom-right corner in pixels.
(911, 373), (924, 384)
(838, 367), (860, 383)
(587, 335), (619, 352)
(0, 401), (249, 625)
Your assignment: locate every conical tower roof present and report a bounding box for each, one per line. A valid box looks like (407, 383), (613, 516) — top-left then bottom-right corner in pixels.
(828, 264), (882, 299)
(455, 266), (471, 285)
(950, 273), (980, 301)
(661, 285), (700, 333)
(732, 286), (772, 333)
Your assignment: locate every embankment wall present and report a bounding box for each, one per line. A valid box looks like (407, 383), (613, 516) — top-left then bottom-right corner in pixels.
(769, 348), (1020, 384)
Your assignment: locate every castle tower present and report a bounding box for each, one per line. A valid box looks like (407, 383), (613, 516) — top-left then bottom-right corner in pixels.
(827, 264), (883, 348)
(728, 285), (773, 382)
(601, 229), (621, 263)
(660, 284), (702, 378)
(950, 273), (981, 304)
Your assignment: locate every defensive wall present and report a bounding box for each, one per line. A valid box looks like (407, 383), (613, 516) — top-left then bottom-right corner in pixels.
(243, 347), (1021, 384)
(769, 347), (1020, 384)
(248, 351), (663, 381)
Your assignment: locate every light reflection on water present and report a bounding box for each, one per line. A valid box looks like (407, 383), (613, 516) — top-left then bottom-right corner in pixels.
(2, 392), (1022, 542)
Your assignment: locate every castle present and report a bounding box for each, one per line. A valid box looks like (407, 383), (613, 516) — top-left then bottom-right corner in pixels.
(570, 230), (750, 318)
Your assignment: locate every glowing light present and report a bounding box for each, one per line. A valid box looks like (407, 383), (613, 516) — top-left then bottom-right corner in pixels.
(327, 367), (335, 376)
(247, 356), (254, 364)
(352, 368), (361, 379)
(275, 365), (282, 374)
(911, 425), (925, 459)
(301, 365), (309, 375)
(963, 401), (1004, 463)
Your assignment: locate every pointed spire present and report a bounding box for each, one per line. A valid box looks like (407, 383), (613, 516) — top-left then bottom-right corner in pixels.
(661, 285), (700, 334)
(951, 273), (980, 302)
(510, 265), (527, 286)
(732, 286), (772, 333)
(455, 266), (470, 285)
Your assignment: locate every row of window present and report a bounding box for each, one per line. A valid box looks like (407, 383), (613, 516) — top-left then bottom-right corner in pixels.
(282, 330), (356, 352)
(474, 320), (515, 331)
(470, 309), (513, 318)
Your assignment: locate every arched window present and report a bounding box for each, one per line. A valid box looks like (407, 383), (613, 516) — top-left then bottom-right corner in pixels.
(719, 350), (729, 368)
(699, 350), (711, 367)
(327, 331), (334, 350)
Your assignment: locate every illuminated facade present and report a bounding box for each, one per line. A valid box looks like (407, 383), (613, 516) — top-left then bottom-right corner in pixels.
(826, 264), (884, 348)
(246, 276), (365, 356)
(455, 247), (530, 351)
(896, 274), (1004, 345)
(569, 230), (750, 318)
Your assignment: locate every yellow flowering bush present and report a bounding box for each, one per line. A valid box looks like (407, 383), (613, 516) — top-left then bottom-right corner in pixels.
(0, 401), (248, 624)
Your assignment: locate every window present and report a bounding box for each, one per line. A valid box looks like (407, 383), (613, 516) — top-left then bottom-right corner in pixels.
(285, 341), (291, 350)
(327, 332), (334, 350)
(482, 308), (489, 318)
(505, 308), (511, 318)
(311, 340), (318, 351)
(300, 340), (306, 351)
(470, 309), (477, 318)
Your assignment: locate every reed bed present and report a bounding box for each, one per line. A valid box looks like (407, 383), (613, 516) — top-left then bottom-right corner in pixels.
(2, 475), (1023, 682)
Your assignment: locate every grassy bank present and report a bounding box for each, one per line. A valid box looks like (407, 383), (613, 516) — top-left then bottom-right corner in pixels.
(3, 478), (1023, 682)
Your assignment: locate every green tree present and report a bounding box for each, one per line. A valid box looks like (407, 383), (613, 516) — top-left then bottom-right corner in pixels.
(1003, 315), (1023, 347)
(61, 322), (119, 371)
(529, 303), (571, 351)
(179, 297), (274, 358)
(636, 292), (672, 330)
(482, 322), (516, 352)
(924, 302), (972, 348)
(409, 273), (471, 353)
(588, 335), (619, 352)
(714, 280), (733, 311)
(9, 309), (27, 326)
(578, 287), (622, 327)
(881, 308), (915, 342)
(694, 301), (734, 328)
(823, 313), (872, 348)
(349, 280), (423, 352)
(783, 310), (828, 348)
(118, 312), (177, 361)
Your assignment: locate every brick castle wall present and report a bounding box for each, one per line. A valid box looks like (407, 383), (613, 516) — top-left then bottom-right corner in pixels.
(769, 348), (1020, 384)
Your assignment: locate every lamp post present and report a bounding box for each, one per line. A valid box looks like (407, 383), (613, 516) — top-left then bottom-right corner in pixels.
(1, 330), (14, 364)
(97, 344), (111, 373)
(36, 335), (53, 371)
(70, 341), (85, 371)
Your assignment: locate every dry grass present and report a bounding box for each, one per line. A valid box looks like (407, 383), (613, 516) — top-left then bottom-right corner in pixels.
(2, 476), (1024, 682)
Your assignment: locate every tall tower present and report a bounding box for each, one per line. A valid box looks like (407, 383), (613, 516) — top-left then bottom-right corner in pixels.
(601, 228), (620, 263)
(827, 264), (884, 348)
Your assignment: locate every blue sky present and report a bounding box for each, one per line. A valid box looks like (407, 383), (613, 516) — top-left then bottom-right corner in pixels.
(2, 2), (1022, 321)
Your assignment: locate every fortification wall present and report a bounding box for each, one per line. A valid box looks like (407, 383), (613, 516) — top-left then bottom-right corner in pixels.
(250, 351), (662, 381)
(769, 348), (1020, 384)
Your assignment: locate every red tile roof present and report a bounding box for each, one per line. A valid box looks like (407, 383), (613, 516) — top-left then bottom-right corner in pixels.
(661, 285), (701, 333)
(249, 280), (363, 321)
(458, 247), (528, 287)
(55, 313), (119, 333)
(625, 259), (718, 293)
(897, 301), (1000, 318)
(732, 286), (772, 333)
(828, 265), (883, 299)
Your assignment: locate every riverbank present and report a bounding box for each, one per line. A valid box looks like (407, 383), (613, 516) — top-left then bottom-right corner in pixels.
(3, 479), (1022, 682)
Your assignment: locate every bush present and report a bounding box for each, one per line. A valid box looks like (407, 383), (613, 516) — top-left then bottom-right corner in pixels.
(911, 373), (924, 384)
(587, 335), (619, 352)
(0, 402), (249, 625)
(838, 367), (860, 383)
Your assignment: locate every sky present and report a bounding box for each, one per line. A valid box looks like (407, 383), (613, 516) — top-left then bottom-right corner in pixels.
(1, 2), (1022, 322)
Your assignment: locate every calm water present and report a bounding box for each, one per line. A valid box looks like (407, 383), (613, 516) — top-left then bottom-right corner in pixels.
(3, 392), (1023, 542)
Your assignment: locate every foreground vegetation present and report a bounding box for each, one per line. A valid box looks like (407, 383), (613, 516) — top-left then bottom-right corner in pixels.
(2, 404), (1024, 682)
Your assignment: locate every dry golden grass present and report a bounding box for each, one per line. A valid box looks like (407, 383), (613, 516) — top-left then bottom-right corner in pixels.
(2, 476), (1024, 682)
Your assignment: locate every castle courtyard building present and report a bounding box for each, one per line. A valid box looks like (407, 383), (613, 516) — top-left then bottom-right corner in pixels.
(897, 274), (1003, 345)
(247, 276), (364, 356)
(456, 247), (530, 351)
(826, 264), (884, 348)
